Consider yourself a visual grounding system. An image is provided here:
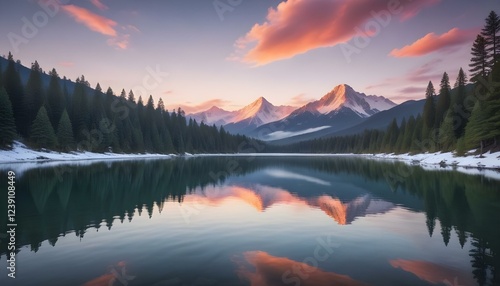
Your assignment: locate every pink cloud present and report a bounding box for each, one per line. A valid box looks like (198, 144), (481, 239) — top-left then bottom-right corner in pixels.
(90, 0), (108, 11)
(390, 28), (478, 57)
(62, 4), (132, 49)
(288, 93), (315, 106)
(166, 99), (231, 114)
(58, 61), (75, 68)
(233, 0), (439, 65)
(365, 59), (444, 103)
(62, 4), (116, 36)
(107, 34), (130, 50)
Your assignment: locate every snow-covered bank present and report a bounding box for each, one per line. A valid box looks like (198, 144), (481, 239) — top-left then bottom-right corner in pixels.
(0, 141), (173, 164)
(360, 151), (500, 180)
(363, 151), (500, 170)
(1, 142), (499, 180)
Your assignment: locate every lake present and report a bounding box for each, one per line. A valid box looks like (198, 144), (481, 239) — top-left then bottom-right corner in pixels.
(0, 156), (499, 286)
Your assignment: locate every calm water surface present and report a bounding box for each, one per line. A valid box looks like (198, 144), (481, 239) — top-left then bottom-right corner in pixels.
(0, 157), (499, 286)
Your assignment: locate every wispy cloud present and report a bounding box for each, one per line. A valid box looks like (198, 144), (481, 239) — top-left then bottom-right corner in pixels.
(62, 4), (134, 49)
(398, 86), (426, 94)
(62, 4), (116, 36)
(167, 99), (231, 114)
(90, 0), (108, 11)
(232, 0), (439, 66)
(390, 28), (478, 57)
(107, 34), (130, 50)
(288, 93), (315, 106)
(58, 61), (75, 68)
(365, 59), (444, 102)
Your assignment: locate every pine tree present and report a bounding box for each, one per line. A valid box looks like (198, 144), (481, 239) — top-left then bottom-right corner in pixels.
(411, 114), (423, 152)
(464, 101), (492, 155)
(394, 118), (406, 153)
(0, 87), (17, 148)
(452, 68), (468, 138)
(0, 59), (3, 88)
(382, 118), (399, 152)
(401, 116), (416, 153)
(157, 98), (165, 112)
(56, 109), (74, 150)
(438, 111), (456, 151)
(30, 106), (57, 149)
(435, 72), (451, 128)
(469, 35), (488, 81)
(127, 90), (135, 103)
(90, 83), (105, 130)
(25, 61), (45, 135)
(422, 81), (436, 138)
(45, 68), (65, 130)
(3, 52), (26, 136)
(70, 78), (89, 142)
(481, 11), (500, 68)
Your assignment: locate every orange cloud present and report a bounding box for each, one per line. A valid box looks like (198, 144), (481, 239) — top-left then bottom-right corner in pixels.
(390, 28), (478, 57)
(62, 4), (131, 49)
(90, 0), (108, 11)
(58, 61), (75, 68)
(233, 0), (439, 65)
(62, 5), (117, 36)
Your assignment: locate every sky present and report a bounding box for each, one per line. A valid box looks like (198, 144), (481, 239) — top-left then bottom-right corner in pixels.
(0, 0), (497, 113)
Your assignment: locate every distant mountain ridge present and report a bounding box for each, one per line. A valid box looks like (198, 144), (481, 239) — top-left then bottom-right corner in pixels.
(188, 97), (295, 133)
(250, 84), (396, 141)
(291, 84), (395, 118)
(188, 84), (397, 141)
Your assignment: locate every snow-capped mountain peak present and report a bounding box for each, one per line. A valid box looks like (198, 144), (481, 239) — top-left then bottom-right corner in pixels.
(188, 97), (294, 128)
(300, 84), (395, 118)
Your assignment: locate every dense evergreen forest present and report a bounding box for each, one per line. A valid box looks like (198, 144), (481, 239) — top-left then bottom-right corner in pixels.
(281, 11), (500, 156)
(0, 54), (257, 154)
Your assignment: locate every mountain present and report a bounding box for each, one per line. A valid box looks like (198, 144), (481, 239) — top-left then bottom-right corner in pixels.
(188, 97), (294, 134)
(270, 99), (425, 145)
(293, 84), (395, 117)
(250, 84), (396, 141)
(189, 106), (234, 126)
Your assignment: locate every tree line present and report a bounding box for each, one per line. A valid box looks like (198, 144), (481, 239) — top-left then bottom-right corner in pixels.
(282, 10), (500, 156)
(0, 54), (257, 154)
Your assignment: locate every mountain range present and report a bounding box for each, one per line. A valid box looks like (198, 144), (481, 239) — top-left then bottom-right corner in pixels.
(189, 97), (295, 135)
(188, 84), (422, 143)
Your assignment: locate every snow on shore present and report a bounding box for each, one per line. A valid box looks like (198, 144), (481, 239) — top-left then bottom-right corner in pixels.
(1, 142), (499, 180)
(0, 142), (172, 164)
(363, 151), (500, 170)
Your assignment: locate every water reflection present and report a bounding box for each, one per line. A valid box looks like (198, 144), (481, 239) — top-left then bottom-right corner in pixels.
(390, 259), (475, 285)
(235, 251), (367, 286)
(185, 185), (393, 225)
(0, 157), (499, 285)
(82, 261), (134, 286)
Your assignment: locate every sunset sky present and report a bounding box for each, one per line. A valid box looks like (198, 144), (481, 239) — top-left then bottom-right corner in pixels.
(0, 0), (497, 113)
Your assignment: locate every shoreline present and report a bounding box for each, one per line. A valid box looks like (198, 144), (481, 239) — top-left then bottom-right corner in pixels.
(1, 142), (499, 175)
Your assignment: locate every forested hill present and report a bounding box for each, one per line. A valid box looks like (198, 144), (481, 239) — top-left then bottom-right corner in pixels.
(0, 53), (259, 154)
